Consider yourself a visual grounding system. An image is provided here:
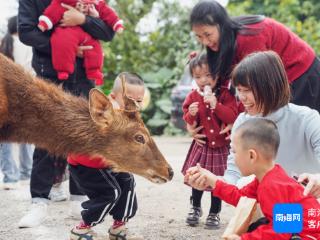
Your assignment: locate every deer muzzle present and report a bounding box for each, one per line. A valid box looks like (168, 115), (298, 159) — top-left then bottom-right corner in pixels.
(146, 165), (174, 184)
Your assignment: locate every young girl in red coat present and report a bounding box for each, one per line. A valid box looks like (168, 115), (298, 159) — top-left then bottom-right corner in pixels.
(181, 52), (238, 229)
(38, 0), (124, 85)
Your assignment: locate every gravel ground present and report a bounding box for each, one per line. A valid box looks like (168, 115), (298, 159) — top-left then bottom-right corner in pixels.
(0, 137), (234, 240)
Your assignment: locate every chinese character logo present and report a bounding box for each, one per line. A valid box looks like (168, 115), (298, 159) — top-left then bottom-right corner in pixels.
(273, 203), (303, 233)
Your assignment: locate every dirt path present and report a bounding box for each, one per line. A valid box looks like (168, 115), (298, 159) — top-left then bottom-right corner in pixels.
(0, 137), (234, 240)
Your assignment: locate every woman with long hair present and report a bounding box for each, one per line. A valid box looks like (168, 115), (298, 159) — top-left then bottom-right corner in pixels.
(190, 0), (319, 112)
(187, 0), (320, 148)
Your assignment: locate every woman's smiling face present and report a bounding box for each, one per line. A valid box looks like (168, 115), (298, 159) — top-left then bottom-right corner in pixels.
(236, 85), (261, 116)
(192, 24), (220, 51)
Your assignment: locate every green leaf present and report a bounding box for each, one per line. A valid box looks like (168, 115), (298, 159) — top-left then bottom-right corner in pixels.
(147, 118), (168, 128)
(155, 99), (172, 115)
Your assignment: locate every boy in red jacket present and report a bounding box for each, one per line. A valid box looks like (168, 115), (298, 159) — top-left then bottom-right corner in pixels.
(38, 0), (124, 85)
(185, 118), (320, 240)
(68, 72), (144, 240)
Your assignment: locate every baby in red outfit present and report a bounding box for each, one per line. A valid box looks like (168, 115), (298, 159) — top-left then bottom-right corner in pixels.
(38, 0), (124, 85)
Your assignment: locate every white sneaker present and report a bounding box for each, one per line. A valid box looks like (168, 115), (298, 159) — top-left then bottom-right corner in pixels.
(2, 181), (20, 190)
(69, 200), (83, 220)
(48, 184), (68, 202)
(18, 202), (48, 228)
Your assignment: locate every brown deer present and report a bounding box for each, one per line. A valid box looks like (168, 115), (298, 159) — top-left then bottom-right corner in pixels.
(0, 53), (173, 183)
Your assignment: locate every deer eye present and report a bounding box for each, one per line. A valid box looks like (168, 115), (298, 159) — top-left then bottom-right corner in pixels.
(134, 134), (145, 144)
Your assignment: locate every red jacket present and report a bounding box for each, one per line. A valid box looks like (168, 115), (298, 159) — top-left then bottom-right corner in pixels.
(39, 0), (122, 32)
(68, 154), (109, 169)
(182, 87), (238, 148)
(213, 164), (320, 239)
(235, 18), (315, 83)
(37, 0), (122, 85)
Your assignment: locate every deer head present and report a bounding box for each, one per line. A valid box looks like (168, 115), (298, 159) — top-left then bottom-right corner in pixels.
(88, 78), (173, 184)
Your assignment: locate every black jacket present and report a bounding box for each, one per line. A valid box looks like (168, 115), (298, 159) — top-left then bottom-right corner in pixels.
(18, 0), (115, 80)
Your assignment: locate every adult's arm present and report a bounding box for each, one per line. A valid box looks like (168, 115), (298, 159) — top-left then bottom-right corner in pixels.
(301, 109), (320, 197)
(81, 16), (115, 41)
(59, 3), (115, 41)
(223, 114), (247, 184)
(186, 123), (206, 146)
(18, 0), (52, 54)
(305, 109), (320, 161)
(213, 90), (238, 124)
(223, 151), (242, 184)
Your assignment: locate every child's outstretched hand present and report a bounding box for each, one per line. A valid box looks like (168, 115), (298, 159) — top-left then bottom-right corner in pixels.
(184, 164), (207, 190)
(185, 164), (219, 190)
(185, 164), (200, 179)
(188, 102), (199, 116)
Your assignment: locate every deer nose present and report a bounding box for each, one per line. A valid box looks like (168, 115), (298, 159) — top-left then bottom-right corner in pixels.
(168, 167), (174, 180)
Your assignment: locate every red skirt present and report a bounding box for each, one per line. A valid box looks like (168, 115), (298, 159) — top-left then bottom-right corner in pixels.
(181, 141), (229, 191)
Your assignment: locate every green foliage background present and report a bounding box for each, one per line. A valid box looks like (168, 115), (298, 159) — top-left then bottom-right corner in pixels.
(102, 0), (320, 135)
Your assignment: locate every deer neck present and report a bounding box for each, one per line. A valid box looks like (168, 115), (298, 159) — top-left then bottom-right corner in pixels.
(2, 79), (111, 156)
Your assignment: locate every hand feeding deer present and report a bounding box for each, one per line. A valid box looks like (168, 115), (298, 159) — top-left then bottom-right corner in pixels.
(0, 53), (173, 183)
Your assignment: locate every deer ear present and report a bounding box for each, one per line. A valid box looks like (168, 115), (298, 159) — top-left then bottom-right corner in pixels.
(120, 75), (140, 112)
(89, 88), (114, 126)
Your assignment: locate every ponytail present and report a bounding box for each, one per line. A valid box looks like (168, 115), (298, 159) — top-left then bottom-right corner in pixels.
(0, 15), (18, 60)
(0, 33), (14, 60)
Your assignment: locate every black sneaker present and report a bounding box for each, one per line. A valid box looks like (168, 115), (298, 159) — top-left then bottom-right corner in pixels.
(186, 207), (202, 226)
(204, 213), (220, 229)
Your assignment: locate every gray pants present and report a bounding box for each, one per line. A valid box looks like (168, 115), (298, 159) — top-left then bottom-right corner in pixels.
(0, 143), (34, 182)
